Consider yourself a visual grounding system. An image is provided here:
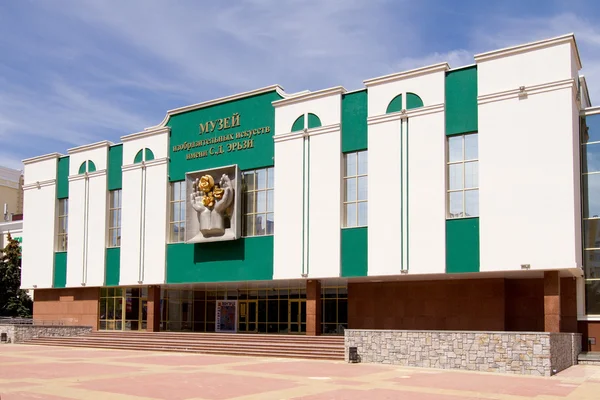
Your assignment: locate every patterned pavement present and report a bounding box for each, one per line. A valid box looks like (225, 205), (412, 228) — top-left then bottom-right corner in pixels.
(1, 345), (600, 399)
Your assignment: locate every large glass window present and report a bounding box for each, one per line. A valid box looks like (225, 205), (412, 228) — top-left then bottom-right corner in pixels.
(242, 167), (274, 237)
(321, 286), (348, 335)
(57, 198), (68, 251)
(343, 151), (368, 227)
(582, 114), (600, 315)
(169, 181), (186, 243)
(99, 287), (147, 331)
(447, 133), (478, 218)
(108, 190), (121, 247)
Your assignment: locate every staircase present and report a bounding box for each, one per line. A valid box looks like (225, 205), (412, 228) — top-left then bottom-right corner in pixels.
(578, 352), (600, 365)
(24, 331), (345, 360)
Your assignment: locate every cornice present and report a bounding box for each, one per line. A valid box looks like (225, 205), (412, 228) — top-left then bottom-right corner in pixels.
(122, 157), (168, 172)
(474, 33), (582, 70)
(23, 178), (56, 190)
(149, 85), (284, 128)
(478, 78), (576, 106)
(273, 123), (340, 143)
(272, 86), (346, 108)
(121, 126), (170, 143)
(367, 103), (445, 126)
(68, 170), (107, 182)
(67, 140), (113, 155)
(22, 153), (62, 165)
(363, 63), (449, 87)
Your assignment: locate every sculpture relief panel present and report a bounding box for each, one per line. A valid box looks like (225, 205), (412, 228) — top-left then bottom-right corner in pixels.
(185, 165), (242, 243)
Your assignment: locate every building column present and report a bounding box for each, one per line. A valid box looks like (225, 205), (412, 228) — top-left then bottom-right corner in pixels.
(306, 280), (321, 336)
(544, 271), (561, 332)
(147, 285), (161, 332)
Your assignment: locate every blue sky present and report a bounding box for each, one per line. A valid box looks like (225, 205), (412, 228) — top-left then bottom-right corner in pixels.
(1, 0), (600, 170)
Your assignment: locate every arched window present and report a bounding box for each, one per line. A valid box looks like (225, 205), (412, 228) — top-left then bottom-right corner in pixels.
(290, 113), (322, 132)
(386, 94), (403, 114)
(78, 160), (97, 174)
(134, 148), (155, 164)
(406, 92), (424, 110)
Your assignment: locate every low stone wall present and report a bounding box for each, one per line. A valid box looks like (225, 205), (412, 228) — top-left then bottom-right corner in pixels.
(345, 330), (582, 376)
(0, 324), (92, 344)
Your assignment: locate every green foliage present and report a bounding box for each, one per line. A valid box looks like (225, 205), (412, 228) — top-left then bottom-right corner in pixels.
(0, 233), (32, 317)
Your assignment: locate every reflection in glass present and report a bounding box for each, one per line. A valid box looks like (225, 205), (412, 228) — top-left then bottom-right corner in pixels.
(266, 213), (274, 235)
(357, 202), (368, 226)
(448, 136), (462, 162)
(584, 219), (600, 249)
(449, 164), (463, 190)
(267, 167), (274, 188)
(464, 162), (478, 189)
(357, 151), (368, 175)
(345, 178), (356, 201)
(345, 152), (357, 176)
(257, 191), (267, 213)
(449, 191), (463, 218)
(465, 134), (478, 160)
(357, 177), (368, 201)
(465, 190), (479, 217)
(345, 203), (357, 227)
(583, 173), (600, 218)
(267, 191), (274, 213)
(585, 143), (600, 173)
(585, 280), (600, 315)
(585, 250), (600, 279)
(244, 172), (255, 192)
(256, 169), (267, 189)
(584, 114), (600, 144)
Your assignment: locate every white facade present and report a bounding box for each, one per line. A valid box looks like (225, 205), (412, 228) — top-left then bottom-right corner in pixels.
(20, 34), (588, 297)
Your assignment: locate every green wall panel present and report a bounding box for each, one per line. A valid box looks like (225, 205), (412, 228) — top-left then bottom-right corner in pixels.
(166, 236), (274, 283)
(291, 115), (304, 132)
(107, 144), (123, 190)
(341, 227), (368, 277)
(56, 156), (69, 199)
(53, 252), (67, 288)
(87, 160), (96, 172)
(386, 94), (403, 114)
(105, 248), (120, 286)
(307, 113), (322, 129)
(134, 149), (143, 164)
(341, 90), (368, 152)
(446, 218), (480, 273)
(406, 92), (424, 109)
(168, 91), (282, 182)
(446, 66), (478, 136)
(78, 161), (87, 175)
(145, 148), (155, 161)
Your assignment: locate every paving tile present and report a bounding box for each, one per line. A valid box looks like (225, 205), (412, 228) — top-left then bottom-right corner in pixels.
(233, 360), (388, 378)
(293, 388), (489, 399)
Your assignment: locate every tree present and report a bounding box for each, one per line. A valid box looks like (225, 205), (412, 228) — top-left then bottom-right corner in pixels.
(0, 232), (32, 317)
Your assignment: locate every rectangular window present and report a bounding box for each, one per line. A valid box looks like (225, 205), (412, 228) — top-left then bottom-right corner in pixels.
(57, 198), (68, 251)
(169, 181), (186, 243)
(447, 133), (478, 218)
(108, 190), (122, 247)
(242, 167), (274, 237)
(343, 150), (368, 227)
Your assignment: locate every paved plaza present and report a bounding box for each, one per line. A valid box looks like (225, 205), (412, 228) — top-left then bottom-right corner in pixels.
(1, 345), (600, 399)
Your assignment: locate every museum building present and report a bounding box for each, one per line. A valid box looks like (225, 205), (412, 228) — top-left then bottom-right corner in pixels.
(19, 34), (600, 348)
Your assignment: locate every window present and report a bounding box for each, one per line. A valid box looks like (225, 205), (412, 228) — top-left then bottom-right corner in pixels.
(169, 181), (186, 243)
(343, 151), (368, 227)
(582, 114), (600, 315)
(57, 198), (68, 251)
(242, 167), (274, 237)
(321, 286), (348, 335)
(108, 190), (122, 247)
(447, 133), (478, 218)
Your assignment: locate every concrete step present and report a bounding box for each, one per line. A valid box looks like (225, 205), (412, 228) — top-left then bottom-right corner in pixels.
(578, 352), (600, 365)
(24, 332), (345, 360)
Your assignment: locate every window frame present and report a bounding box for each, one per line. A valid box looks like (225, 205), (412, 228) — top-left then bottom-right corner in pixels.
(343, 150), (368, 228)
(242, 167), (274, 237)
(108, 189), (122, 248)
(169, 181), (186, 243)
(447, 133), (479, 219)
(57, 198), (68, 251)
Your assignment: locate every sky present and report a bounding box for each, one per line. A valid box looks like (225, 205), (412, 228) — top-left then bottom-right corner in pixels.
(1, 0), (600, 170)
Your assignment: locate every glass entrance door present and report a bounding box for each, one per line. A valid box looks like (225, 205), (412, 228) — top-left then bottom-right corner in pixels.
(238, 300), (258, 333)
(140, 298), (148, 330)
(288, 299), (306, 334)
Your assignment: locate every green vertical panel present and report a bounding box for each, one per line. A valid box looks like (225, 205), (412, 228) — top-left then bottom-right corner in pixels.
(291, 115), (304, 132)
(56, 156), (70, 199)
(107, 144), (123, 190)
(78, 161), (87, 175)
(105, 248), (120, 286)
(341, 90), (368, 152)
(87, 160), (96, 172)
(445, 66), (478, 136)
(307, 113), (322, 129)
(134, 149), (143, 164)
(166, 236), (273, 283)
(145, 148), (155, 161)
(406, 92), (424, 109)
(341, 227), (368, 277)
(386, 94), (403, 114)
(53, 252), (67, 288)
(446, 218), (480, 273)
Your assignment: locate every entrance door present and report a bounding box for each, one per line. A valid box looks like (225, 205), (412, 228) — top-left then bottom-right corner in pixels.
(288, 299), (306, 334)
(238, 300), (258, 333)
(139, 298), (148, 331)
